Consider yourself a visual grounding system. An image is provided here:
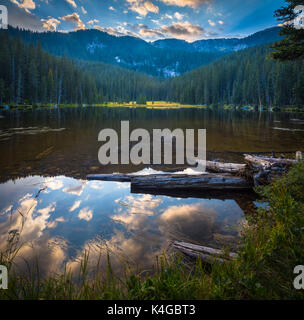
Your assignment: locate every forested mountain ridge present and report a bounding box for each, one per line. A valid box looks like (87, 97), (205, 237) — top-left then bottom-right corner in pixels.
(167, 45), (304, 106)
(3, 27), (223, 78)
(153, 27), (282, 53)
(0, 31), (303, 107)
(2, 26), (281, 78)
(0, 32), (160, 104)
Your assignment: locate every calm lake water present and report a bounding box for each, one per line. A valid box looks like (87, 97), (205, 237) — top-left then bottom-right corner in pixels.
(0, 107), (303, 276)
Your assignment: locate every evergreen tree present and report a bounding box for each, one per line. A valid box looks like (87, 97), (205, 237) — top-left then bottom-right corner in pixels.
(271, 0), (304, 61)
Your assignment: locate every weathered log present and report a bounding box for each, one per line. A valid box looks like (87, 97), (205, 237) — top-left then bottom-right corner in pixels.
(173, 241), (237, 264)
(244, 154), (297, 169)
(174, 241), (237, 259)
(205, 161), (247, 174)
(131, 173), (251, 191)
(87, 174), (134, 182)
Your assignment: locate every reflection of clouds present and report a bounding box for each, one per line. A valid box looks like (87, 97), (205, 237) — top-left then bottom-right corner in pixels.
(66, 229), (168, 277)
(63, 180), (87, 196)
(0, 198), (56, 252)
(0, 205), (13, 216)
(69, 200), (81, 212)
(47, 216), (66, 229)
(88, 181), (104, 190)
(114, 182), (130, 189)
(13, 236), (67, 277)
(112, 194), (162, 229)
(116, 194), (162, 216)
(78, 208), (93, 222)
(44, 177), (64, 190)
(159, 203), (219, 243)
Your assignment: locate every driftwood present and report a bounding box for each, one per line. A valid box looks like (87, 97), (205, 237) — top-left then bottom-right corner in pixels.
(244, 154), (297, 169)
(173, 241), (237, 264)
(87, 174), (134, 182)
(131, 173), (251, 191)
(205, 161), (247, 174)
(87, 152), (301, 190)
(244, 153), (300, 186)
(87, 171), (251, 191)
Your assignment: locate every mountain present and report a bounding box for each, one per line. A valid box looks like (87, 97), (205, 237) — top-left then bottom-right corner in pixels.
(153, 27), (282, 53)
(2, 26), (281, 78)
(3, 27), (223, 78)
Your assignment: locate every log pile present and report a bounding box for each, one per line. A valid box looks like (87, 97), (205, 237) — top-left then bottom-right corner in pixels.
(87, 152), (302, 190)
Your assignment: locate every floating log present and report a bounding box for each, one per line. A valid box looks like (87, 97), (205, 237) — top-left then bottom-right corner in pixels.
(131, 173), (251, 191)
(244, 154), (297, 169)
(173, 241), (237, 264)
(205, 161), (247, 174)
(87, 173), (134, 182)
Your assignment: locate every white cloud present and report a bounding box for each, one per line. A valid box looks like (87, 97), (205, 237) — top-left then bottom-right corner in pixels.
(88, 19), (99, 25)
(60, 12), (85, 31)
(159, 0), (209, 9)
(10, 0), (35, 13)
(208, 19), (216, 26)
(109, 6), (116, 11)
(69, 200), (81, 212)
(41, 18), (61, 31)
(174, 12), (184, 20)
(78, 208), (93, 221)
(65, 0), (77, 9)
(126, 0), (159, 17)
(81, 6), (87, 14)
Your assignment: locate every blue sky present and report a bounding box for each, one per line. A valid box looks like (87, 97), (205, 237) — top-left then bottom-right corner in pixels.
(3, 0), (286, 41)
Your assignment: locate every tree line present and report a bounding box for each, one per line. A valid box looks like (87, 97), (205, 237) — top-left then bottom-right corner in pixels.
(0, 32), (303, 107)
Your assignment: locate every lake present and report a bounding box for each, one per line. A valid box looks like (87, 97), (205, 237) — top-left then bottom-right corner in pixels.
(0, 107), (303, 276)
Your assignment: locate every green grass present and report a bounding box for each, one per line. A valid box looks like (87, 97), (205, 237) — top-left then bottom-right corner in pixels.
(1, 163), (304, 300)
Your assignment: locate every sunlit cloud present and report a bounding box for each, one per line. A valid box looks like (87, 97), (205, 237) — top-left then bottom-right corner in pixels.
(160, 0), (210, 9)
(65, 0), (77, 9)
(126, 0), (159, 17)
(10, 0), (35, 13)
(41, 17), (61, 31)
(78, 207), (93, 221)
(60, 12), (85, 31)
(69, 200), (81, 212)
(81, 6), (87, 14)
(63, 180), (87, 196)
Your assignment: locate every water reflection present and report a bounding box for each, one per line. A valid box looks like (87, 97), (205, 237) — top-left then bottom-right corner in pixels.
(0, 107), (304, 183)
(0, 175), (244, 276)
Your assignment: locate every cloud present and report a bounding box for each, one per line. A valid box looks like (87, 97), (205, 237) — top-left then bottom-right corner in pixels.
(88, 19), (99, 25)
(10, 0), (35, 13)
(208, 19), (215, 26)
(60, 12), (85, 31)
(65, 0), (77, 8)
(41, 18), (61, 31)
(126, 0), (159, 17)
(174, 12), (184, 20)
(94, 25), (138, 37)
(159, 0), (209, 9)
(161, 21), (204, 41)
(81, 6), (87, 14)
(78, 208), (93, 221)
(69, 200), (81, 212)
(95, 20), (205, 41)
(109, 6), (116, 11)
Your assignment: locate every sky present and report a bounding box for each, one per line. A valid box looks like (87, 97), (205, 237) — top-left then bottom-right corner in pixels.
(2, 0), (286, 42)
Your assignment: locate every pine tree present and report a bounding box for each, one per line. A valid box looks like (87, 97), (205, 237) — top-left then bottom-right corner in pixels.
(271, 0), (304, 61)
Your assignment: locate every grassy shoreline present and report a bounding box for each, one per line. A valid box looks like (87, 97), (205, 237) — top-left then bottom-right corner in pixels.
(1, 162), (304, 300)
(1, 101), (303, 112)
